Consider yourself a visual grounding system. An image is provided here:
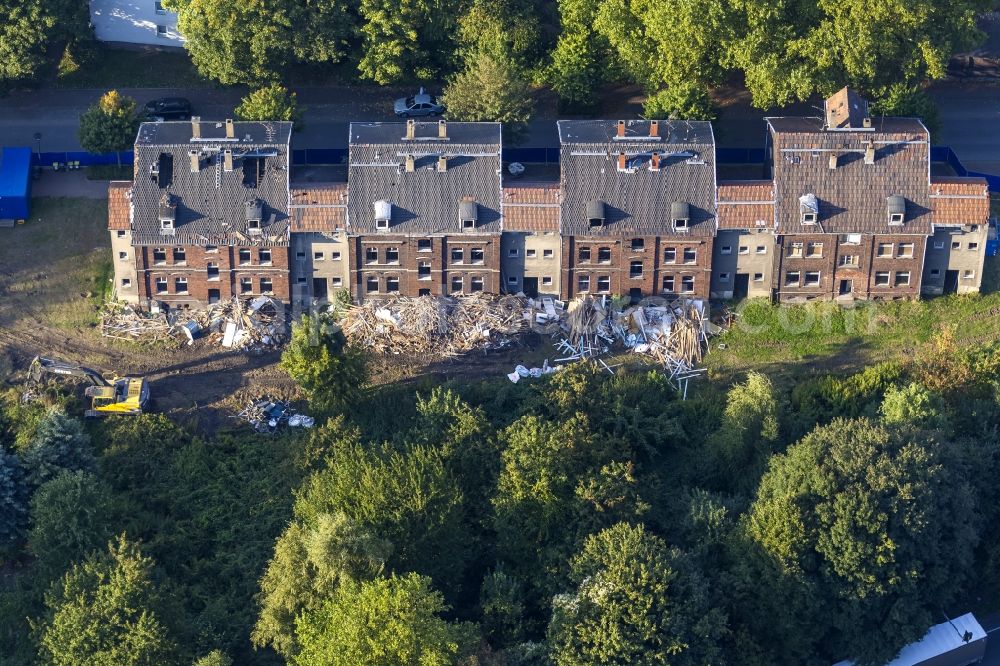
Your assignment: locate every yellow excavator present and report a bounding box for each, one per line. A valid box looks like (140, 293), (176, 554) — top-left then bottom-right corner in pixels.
(28, 356), (149, 417)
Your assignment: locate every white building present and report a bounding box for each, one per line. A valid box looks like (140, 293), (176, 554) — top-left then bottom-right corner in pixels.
(89, 0), (186, 47)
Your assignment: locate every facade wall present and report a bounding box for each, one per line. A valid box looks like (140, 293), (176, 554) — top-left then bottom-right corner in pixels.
(710, 230), (775, 299)
(775, 233), (926, 301)
(90, 0), (185, 46)
(561, 235), (713, 300)
(922, 226), (989, 295)
(111, 229), (140, 304)
(135, 244), (290, 308)
(500, 231), (562, 297)
(349, 234), (501, 300)
(290, 232), (351, 305)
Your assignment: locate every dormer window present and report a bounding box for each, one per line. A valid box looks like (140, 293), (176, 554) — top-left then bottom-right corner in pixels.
(245, 199), (263, 235)
(374, 200), (392, 230)
(799, 193), (818, 225)
(587, 200), (605, 228)
(459, 199), (478, 230)
(671, 202), (690, 232)
(158, 193), (176, 235)
(887, 196), (905, 225)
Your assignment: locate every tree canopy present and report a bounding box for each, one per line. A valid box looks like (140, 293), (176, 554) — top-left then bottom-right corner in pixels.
(0, 0), (90, 83)
(77, 91), (141, 158)
(235, 84), (302, 127)
(281, 315), (367, 414)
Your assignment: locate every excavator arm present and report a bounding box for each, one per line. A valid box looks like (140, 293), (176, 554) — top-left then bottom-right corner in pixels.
(29, 356), (110, 386)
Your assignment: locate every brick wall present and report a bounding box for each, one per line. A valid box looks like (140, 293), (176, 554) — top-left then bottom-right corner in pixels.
(135, 244), (291, 306)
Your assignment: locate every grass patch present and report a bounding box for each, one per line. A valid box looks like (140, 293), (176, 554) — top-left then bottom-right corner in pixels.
(0, 198), (111, 331)
(52, 45), (211, 89)
(707, 259), (1000, 384)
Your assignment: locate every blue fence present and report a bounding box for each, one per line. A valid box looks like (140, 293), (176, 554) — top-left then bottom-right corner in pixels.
(931, 146), (1000, 191)
(33, 151), (133, 167)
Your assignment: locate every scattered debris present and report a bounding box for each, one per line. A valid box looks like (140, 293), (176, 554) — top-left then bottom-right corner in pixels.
(101, 296), (287, 352)
(233, 396), (314, 434)
(506, 359), (559, 383)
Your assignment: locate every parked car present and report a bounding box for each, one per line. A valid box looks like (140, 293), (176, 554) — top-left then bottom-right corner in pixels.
(143, 97), (193, 121)
(393, 88), (445, 118)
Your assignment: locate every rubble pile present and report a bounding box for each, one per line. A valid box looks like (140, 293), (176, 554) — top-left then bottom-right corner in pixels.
(100, 296), (287, 352)
(341, 293), (528, 357)
(233, 396), (314, 434)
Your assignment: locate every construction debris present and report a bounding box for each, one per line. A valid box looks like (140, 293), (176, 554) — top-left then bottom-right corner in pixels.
(100, 296), (287, 352)
(506, 359), (560, 383)
(233, 396), (314, 434)
(341, 293), (529, 357)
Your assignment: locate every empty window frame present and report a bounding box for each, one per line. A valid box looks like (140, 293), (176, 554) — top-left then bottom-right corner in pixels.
(314, 251), (324, 261)
(385, 247), (400, 264)
(526, 248), (537, 258)
(240, 277), (253, 293)
(874, 271), (890, 286)
(507, 276), (518, 286)
(755, 245), (767, 255)
(470, 248), (484, 264)
(172, 248), (186, 263)
(597, 247), (612, 263)
(365, 247), (378, 264)
(683, 248), (696, 264)
(471, 276), (484, 292)
(894, 271), (910, 286)
(451, 248), (464, 264)
(753, 272), (764, 282)
(663, 247), (676, 263)
(839, 254), (858, 267)
(152, 248), (167, 264)
(259, 278), (273, 294)
(963, 269), (976, 280)
(258, 249), (272, 264)
(206, 262), (219, 280)
(629, 260), (643, 278)
(897, 243), (914, 258)
(738, 246), (749, 255)
(681, 276), (694, 293)
(630, 238), (645, 252)
(805, 242), (822, 258)
(788, 242), (803, 258)
(804, 271), (820, 286)
(117, 230), (127, 239)
(118, 251), (128, 261)
(418, 261), (431, 279)
(296, 251), (306, 261)
(417, 239), (432, 252)
(720, 245), (732, 255)
(662, 275), (675, 293)
(578, 275), (590, 292)
(718, 272), (731, 283)
(876, 243), (893, 258)
(507, 248), (519, 258)
(578, 246), (591, 262)
(542, 276), (553, 286)
(331, 251), (342, 260)
(174, 277), (188, 293)
(951, 241), (961, 250)
(366, 276), (379, 293)
(331, 277), (343, 287)
(451, 276), (464, 293)
(121, 278), (132, 288)
(543, 249), (554, 258)
(597, 275), (611, 292)
(969, 242), (980, 251)
(154, 277), (168, 293)
(385, 276), (400, 293)
(785, 271), (800, 286)
(238, 249), (252, 265)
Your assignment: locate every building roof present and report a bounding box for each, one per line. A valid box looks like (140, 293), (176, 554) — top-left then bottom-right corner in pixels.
(558, 119), (717, 237)
(824, 86), (869, 130)
(130, 120), (293, 246)
(502, 182), (560, 232)
(289, 182), (348, 232)
(833, 613), (986, 666)
(767, 108), (931, 235)
(717, 180), (775, 230)
(108, 181), (131, 230)
(347, 121), (502, 235)
(930, 177), (990, 227)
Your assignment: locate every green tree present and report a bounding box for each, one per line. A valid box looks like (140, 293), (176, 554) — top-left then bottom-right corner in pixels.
(21, 407), (93, 490)
(35, 535), (179, 666)
(235, 84), (303, 128)
(548, 522), (726, 666)
(443, 52), (535, 144)
(880, 382), (947, 430)
(704, 372), (780, 491)
(479, 567), (526, 647)
(281, 315), (367, 414)
(356, 0), (461, 83)
(748, 418), (978, 665)
(252, 512), (391, 658)
(456, 0), (543, 73)
(78, 91), (140, 164)
(192, 650), (232, 666)
(0, 0), (90, 82)
(0, 448), (28, 548)
(547, 0), (611, 111)
(293, 573), (477, 666)
(27, 470), (116, 581)
(165, 0), (356, 85)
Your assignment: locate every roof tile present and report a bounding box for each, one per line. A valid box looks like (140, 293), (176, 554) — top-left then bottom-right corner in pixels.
(502, 183), (560, 232)
(930, 177), (989, 227)
(289, 182), (348, 232)
(107, 181), (131, 230)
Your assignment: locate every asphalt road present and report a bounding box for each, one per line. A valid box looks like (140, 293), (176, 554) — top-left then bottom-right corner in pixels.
(0, 82), (996, 171)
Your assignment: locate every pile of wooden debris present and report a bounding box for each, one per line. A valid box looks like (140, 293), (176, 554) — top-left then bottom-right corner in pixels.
(100, 302), (175, 344)
(341, 293), (529, 357)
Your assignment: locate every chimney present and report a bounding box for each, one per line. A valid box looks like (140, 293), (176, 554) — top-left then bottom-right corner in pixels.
(650, 152), (661, 170)
(828, 154), (838, 170)
(188, 149), (200, 173)
(405, 154), (415, 172)
(191, 116), (201, 139)
(862, 116), (872, 129)
(225, 118), (234, 138)
(617, 152), (627, 170)
(649, 120), (659, 138)
(864, 142), (875, 165)
(406, 119), (415, 140)
(617, 120), (626, 138)
(223, 149), (233, 172)
(438, 120), (447, 139)
(437, 154), (447, 172)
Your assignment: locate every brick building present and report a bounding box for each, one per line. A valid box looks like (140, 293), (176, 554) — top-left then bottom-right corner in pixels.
(557, 119), (718, 301)
(712, 181), (776, 299)
(346, 121), (503, 299)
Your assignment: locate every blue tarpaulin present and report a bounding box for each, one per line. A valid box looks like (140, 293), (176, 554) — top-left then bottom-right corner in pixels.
(0, 147), (31, 220)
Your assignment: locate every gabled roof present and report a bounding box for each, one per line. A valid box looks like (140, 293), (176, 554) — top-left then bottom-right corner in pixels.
(108, 181), (131, 231)
(289, 183), (348, 232)
(717, 180), (774, 230)
(767, 107), (932, 235)
(502, 182), (560, 232)
(558, 119), (717, 237)
(930, 177), (989, 227)
(347, 121), (502, 235)
(130, 120), (293, 247)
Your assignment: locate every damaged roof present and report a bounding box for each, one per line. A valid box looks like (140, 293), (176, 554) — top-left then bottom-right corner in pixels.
(347, 121), (502, 235)
(289, 182), (348, 232)
(767, 111), (932, 235)
(558, 119), (717, 237)
(130, 120), (293, 246)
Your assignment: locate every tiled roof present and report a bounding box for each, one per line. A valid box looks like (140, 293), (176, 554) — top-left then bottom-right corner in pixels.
(502, 182), (560, 232)
(130, 120), (293, 247)
(717, 180), (774, 230)
(930, 177), (989, 227)
(108, 181), (131, 230)
(768, 121), (932, 235)
(347, 121), (502, 235)
(558, 119), (716, 237)
(289, 182), (348, 232)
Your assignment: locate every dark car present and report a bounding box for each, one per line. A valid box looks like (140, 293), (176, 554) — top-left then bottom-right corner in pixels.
(143, 97), (193, 121)
(393, 88), (445, 118)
